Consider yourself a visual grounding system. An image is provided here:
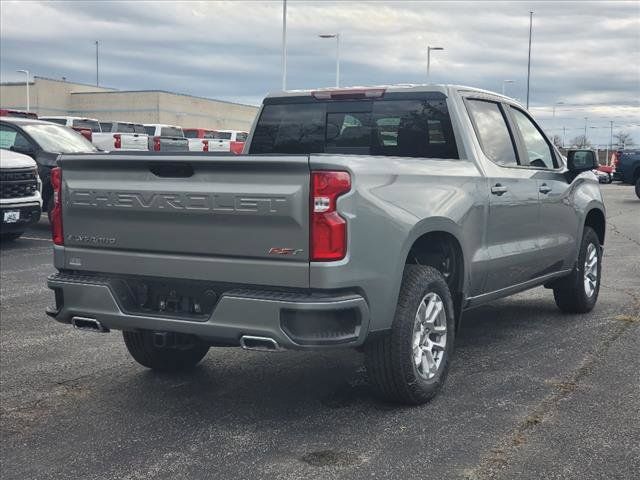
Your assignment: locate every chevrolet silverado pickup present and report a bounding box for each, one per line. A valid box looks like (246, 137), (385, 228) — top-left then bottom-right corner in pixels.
(46, 85), (606, 405)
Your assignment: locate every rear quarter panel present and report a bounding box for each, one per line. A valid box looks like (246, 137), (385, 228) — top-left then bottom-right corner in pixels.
(309, 154), (487, 332)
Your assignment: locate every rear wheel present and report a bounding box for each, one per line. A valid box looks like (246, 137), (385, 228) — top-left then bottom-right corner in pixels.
(635, 177), (640, 199)
(553, 227), (601, 313)
(365, 265), (455, 405)
(123, 330), (209, 372)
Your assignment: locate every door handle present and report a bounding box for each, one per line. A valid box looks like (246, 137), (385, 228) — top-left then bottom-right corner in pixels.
(539, 184), (552, 194)
(491, 184), (508, 196)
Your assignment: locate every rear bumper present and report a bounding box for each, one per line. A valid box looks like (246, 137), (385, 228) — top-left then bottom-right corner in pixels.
(46, 272), (370, 350)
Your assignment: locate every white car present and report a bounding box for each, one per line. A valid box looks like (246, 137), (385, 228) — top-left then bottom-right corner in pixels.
(0, 150), (42, 240)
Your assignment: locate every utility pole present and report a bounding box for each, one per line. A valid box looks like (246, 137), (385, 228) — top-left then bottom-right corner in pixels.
(607, 120), (613, 164)
(281, 0), (287, 91)
(583, 117), (588, 147)
(16, 69), (29, 111)
(562, 126), (566, 149)
(427, 45), (444, 82)
(526, 11), (533, 109)
(319, 33), (341, 87)
(95, 40), (99, 87)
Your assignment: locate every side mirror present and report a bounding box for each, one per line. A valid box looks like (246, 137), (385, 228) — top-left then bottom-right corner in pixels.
(10, 144), (36, 156)
(567, 149), (598, 172)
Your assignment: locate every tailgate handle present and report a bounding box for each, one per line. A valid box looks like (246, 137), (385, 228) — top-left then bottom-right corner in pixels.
(149, 163), (194, 178)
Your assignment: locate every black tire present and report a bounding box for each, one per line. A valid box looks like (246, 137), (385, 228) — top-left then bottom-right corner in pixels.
(553, 227), (601, 313)
(123, 330), (209, 372)
(1, 232), (23, 242)
(635, 177), (640, 199)
(365, 265), (455, 405)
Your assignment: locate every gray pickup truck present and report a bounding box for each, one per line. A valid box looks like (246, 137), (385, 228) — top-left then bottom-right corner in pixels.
(46, 85), (605, 405)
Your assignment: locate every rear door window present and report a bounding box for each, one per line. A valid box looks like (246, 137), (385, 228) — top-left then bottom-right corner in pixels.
(144, 126), (156, 136)
(99, 122), (112, 132)
(466, 99), (518, 166)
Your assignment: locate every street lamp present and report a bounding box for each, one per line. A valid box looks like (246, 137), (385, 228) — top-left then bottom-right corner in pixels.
(16, 69), (30, 112)
(319, 33), (341, 87)
(552, 101), (564, 119)
(502, 79), (514, 96)
(427, 46), (444, 82)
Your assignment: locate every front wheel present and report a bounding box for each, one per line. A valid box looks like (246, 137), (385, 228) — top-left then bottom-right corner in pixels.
(365, 265), (455, 405)
(553, 227), (601, 313)
(123, 330), (209, 372)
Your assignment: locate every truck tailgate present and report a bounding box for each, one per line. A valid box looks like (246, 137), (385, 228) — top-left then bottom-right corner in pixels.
(121, 134), (149, 151)
(57, 153), (310, 287)
(158, 137), (189, 152)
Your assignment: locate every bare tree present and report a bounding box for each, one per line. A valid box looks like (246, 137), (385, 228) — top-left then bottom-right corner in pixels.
(551, 134), (563, 148)
(613, 131), (634, 149)
(570, 135), (592, 148)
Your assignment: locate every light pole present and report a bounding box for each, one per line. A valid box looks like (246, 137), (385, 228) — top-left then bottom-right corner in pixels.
(282, 0), (287, 91)
(526, 11), (533, 109)
(502, 79), (514, 96)
(319, 33), (341, 87)
(583, 117), (588, 147)
(427, 46), (444, 82)
(552, 101), (564, 119)
(95, 40), (100, 87)
(16, 69), (29, 112)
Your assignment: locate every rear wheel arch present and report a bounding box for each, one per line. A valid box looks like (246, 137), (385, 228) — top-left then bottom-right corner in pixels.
(403, 228), (466, 328)
(584, 208), (605, 246)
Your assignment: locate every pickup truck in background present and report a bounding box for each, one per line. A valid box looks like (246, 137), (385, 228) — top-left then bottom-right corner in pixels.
(612, 150), (640, 198)
(184, 128), (217, 152)
(40, 116), (101, 142)
(206, 129), (248, 154)
(144, 124), (189, 152)
(95, 122), (149, 152)
(0, 149), (41, 240)
(46, 85), (606, 405)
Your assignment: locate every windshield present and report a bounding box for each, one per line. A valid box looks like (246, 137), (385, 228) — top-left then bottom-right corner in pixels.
(23, 124), (97, 153)
(249, 96), (459, 158)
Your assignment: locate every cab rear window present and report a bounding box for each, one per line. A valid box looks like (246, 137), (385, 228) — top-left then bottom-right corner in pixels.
(249, 96), (458, 159)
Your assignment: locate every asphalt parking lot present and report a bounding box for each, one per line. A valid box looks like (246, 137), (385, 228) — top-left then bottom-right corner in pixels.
(1, 183), (638, 480)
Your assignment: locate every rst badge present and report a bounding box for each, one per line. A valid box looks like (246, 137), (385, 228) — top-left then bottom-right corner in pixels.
(268, 247), (304, 256)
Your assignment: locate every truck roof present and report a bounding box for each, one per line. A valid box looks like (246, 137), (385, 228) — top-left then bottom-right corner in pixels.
(266, 83), (519, 105)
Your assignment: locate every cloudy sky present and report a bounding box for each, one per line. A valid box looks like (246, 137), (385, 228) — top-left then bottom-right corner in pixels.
(1, 0), (639, 146)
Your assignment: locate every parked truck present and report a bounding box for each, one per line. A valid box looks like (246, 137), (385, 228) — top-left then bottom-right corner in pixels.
(46, 85), (605, 404)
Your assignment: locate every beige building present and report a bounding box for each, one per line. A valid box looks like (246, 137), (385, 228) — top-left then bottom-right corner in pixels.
(0, 76), (258, 131)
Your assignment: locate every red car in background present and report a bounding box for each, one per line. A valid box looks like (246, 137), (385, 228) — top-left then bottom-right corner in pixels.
(0, 109), (38, 119)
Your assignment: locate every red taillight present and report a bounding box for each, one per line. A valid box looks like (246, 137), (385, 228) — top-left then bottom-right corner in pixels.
(113, 134), (121, 149)
(230, 141), (244, 155)
(202, 139), (209, 152)
(310, 171), (351, 261)
(153, 136), (161, 151)
(50, 167), (63, 245)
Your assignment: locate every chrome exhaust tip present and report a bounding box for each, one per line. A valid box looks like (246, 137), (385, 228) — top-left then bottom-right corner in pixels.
(71, 316), (109, 333)
(240, 335), (282, 352)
